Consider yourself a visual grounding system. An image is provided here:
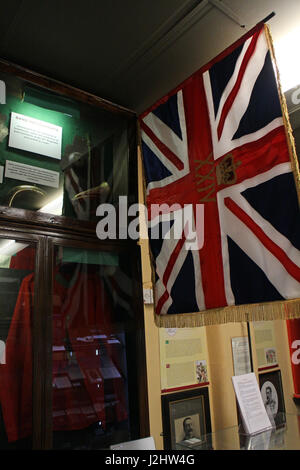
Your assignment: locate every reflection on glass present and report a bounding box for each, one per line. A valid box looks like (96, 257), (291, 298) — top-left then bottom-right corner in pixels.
(0, 71), (134, 221)
(52, 247), (135, 449)
(0, 241), (35, 449)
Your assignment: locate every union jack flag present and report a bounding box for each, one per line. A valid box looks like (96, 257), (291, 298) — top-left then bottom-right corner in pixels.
(139, 24), (300, 323)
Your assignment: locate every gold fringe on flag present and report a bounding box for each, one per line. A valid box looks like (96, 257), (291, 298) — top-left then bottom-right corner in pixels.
(264, 24), (300, 206)
(155, 298), (300, 328)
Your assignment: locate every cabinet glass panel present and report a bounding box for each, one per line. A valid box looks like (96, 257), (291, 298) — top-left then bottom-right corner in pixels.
(0, 240), (35, 449)
(52, 246), (139, 449)
(0, 70), (135, 221)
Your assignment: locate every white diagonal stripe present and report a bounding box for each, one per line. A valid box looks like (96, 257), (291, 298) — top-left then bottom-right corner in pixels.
(142, 91), (188, 165)
(229, 192), (300, 268)
(203, 29), (283, 160)
(215, 37), (252, 125)
(219, 162), (292, 197)
(141, 130), (179, 174)
(220, 31), (269, 144)
(154, 220), (184, 281)
(159, 246), (189, 314)
(153, 209), (205, 313)
(142, 130), (190, 194)
(141, 90), (190, 194)
(222, 204), (300, 299)
(217, 162), (295, 305)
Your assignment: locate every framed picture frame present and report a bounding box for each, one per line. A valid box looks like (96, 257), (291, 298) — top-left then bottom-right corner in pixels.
(259, 369), (286, 427)
(161, 387), (211, 450)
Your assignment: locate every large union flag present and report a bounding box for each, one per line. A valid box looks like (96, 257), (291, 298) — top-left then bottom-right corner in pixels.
(139, 23), (300, 327)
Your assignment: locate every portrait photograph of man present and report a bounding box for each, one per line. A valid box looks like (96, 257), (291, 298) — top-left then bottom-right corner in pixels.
(175, 414), (201, 444)
(259, 370), (286, 427)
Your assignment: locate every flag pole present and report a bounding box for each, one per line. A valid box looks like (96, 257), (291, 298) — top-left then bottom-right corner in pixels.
(259, 12), (276, 25)
(246, 320), (254, 372)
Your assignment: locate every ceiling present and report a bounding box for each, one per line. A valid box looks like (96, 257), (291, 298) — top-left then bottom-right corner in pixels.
(1, 0), (300, 114)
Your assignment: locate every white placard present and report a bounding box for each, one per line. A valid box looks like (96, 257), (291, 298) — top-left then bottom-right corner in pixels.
(143, 288), (153, 304)
(5, 160), (60, 188)
(8, 112), (62, 159)
(232, 337), (251, 376)
(232, 373), (273, 435)
(0, 165), (3, 183)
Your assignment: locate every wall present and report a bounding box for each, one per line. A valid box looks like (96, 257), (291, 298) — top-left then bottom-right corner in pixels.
(206, 322), (248, 430)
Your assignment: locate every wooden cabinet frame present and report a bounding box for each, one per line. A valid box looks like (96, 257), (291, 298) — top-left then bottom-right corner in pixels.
(0, 59), (149, 450)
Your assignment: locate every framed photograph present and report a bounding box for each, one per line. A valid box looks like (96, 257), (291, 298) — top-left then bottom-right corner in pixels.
(259, 369), (286, 427)
(161, 387), (211, 450)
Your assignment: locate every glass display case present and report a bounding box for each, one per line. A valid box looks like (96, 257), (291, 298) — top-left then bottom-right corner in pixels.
(175, 413), (300, 450)
(0, 60), (147, 450)
(0, 65), (137, 224)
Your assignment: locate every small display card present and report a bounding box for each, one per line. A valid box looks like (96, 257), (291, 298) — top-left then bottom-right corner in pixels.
(232, 372), (273, 435)
(8, 112), (62, 159)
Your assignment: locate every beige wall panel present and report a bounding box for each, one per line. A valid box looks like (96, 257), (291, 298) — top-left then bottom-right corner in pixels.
(206, 322), (249, 431)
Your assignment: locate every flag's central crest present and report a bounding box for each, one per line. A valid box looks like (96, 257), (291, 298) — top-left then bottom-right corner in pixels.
(216, 153), (241, 186)
(195, 152), (241, 204)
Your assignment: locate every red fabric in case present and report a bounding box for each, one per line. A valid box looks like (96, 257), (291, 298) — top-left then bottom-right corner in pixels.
(0, 265), (127, 442)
